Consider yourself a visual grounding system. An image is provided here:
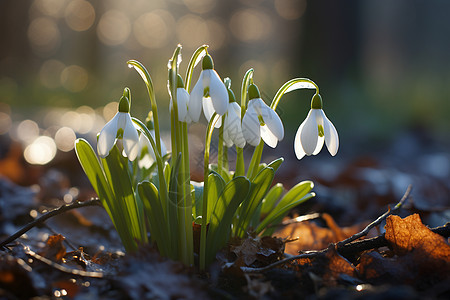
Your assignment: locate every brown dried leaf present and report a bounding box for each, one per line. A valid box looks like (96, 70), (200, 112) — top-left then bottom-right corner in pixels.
(39, 234), (66, 262)
(231, 235), (284, 267)
(277, 214), (365, 255)
(385, 214), (450, 259)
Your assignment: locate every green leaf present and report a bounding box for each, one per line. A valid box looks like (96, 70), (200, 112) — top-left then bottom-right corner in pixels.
(256, 181), (315, 234)
(101, 145), (142, 251)
(206, 176), (250, 264)
(206, 171), (226, 223)
(266, 157), (284, 173)
(235, 166), (275, 237)
(260, 183), (284, 217)
(138, 181), (170, 256)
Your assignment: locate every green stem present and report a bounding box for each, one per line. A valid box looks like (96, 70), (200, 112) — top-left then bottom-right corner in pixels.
(200, 113), (219, 270)
(127, 60), (163, 156)
(218, 117), (224, 176)
(182, 122), (194, 265)
(185, 45), (209, 92)
(270, 78), (319, 110)
(247, 141), (264, 180)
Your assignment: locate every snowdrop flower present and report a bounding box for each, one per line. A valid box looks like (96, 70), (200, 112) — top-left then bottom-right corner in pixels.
(223, 88), (246, 148)
(170, 75), (191, 123)
(294, 94), (339, 160)
(242, 84), (284, 148)
(136, 120), (167, 169)
(189, 54), (228, 127)
(97, 95), (139, 160)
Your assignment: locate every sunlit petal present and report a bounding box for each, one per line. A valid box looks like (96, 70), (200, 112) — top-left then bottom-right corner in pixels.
(97, 113), (119, 158)
(312, 135), (325, 155)
(188, 72), (204, 122)
(224, 102), (246, 148)
(261, 124), (278, 148)
(300, 109), (319, 155)
(242, 102), (261, 146)
(294, 122), (306, 160)
(206, 69), (228, 116)
(321, 110), (339, 156)
(138, 134), (155, 169)
(203, 97), (222, 127)
(261, 103), (284, 141)
(176, 87), (189, 122)
(122, 114), (139, 161)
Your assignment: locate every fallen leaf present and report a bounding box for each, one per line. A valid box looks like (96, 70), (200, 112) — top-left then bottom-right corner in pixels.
(277, 214), (365, 255)
(39, 234), (66, 262)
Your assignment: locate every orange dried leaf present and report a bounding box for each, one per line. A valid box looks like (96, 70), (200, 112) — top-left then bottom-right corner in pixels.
(39, 234), (67, 262)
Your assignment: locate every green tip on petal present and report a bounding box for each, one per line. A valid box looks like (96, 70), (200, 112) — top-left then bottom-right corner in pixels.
(118, 96), (130, 113)
(227, 88), (236, 103)
(202, 54), (214, 70)
(311, 93), (323, 109)
(248, 84), (261, 100)
(177, 74), (185, 88)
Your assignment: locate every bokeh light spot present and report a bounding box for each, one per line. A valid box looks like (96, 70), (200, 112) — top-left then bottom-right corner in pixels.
(64, 0), (96, 32)
(32, 0), (66, 18)
(103, 102), (118, 121)
(133, 10), (174, 49)
(54, 127), (76, 152)
(28, 17), (61, 55)
(24, 136), (57, 165)
(176, 15), (209, 49)
(229, 9), (272, 42)
(97, 10), (131, 46)
(182, 0), (216, 14)
(39, 59), (65, 89)
(274, 0), (307, 20)
(60, 65), (88, 92)
(17, 120), (40, 144)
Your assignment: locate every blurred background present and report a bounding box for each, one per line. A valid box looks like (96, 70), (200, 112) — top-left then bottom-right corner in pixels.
(0, 0), (450, 219)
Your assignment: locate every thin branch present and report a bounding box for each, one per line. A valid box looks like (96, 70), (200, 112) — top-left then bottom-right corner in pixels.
(0, 198), (102, 250)
(336, 184), (412, 247)
(242, 185), (413, 273)
(22, 244), (104, 278)
(242, 222), (450, 274)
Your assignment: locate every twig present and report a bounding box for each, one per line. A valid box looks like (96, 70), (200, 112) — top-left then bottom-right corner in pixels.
(0, 198), (102, 250)
(22, 244), (104, 278)
(242, 185), (413, 273)
(336, 184), (412, 247)
(242, 222), (450, 273)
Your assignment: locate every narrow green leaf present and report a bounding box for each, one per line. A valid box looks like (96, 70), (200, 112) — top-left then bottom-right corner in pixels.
(266, 157), (284, 173)
(206, 176), (250, 263)
(206, 171), (226, 223)
(138, 181), (170, 256)
(235, 166), (275, 237)
(260, 183), (284, 217)
(256, 181), (315, 234)
(191, 181), (204, 219)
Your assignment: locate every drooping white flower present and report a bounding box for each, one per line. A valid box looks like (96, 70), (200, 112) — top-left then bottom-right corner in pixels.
(189, 54), (228, 127)
(294, 94), (339, 160)
(223, 89), (246, 148)
(242, 84), (284, 148)
(136, 129), (167, 169)
(169, 75), (191, 123)
(97, 96), (139, 160)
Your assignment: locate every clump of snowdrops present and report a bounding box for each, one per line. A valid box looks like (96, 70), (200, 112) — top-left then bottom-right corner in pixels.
(75, 45), (339, 269)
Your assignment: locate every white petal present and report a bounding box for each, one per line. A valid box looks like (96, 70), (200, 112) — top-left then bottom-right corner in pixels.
(224, 103), (246, 148)
(176, 88), (189, 122)
(138, 134), (155, 169)
(321, 110), (339, 156)
(257, 99), (284, 142)
(206, 69), (228, 116)
(188, 72), (204, 122)
(151, 129), (167, 157)
(242, 101), (261, 147)
(312, 135), (325, 155)
(294, 123), (306, 160)
(300, 109), (319, 155)
(122, 114), (140, 161)
(203, 97), (222, 127)
(260, 124), (278, 148)
(97, 113), (119, 158)
(222, 122), (234, 148)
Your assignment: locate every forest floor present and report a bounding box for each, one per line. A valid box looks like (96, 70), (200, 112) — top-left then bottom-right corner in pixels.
(0, 128), (449, 299)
